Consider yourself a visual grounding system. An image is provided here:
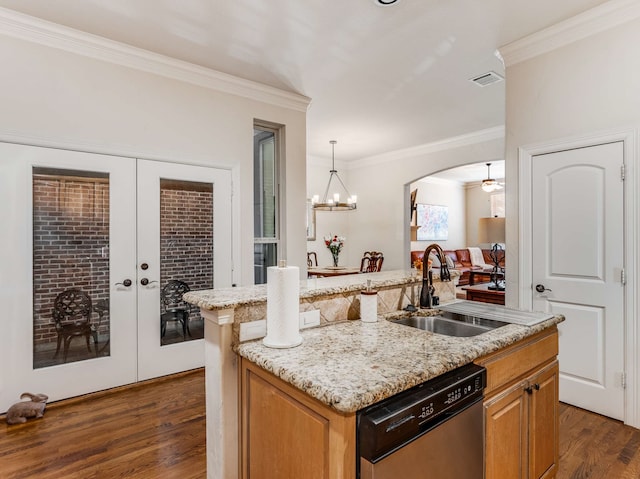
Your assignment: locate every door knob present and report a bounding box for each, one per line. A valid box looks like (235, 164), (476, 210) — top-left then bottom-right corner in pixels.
(115, 279), (132, 287)
(140, 278), (159, 286)
(535, 284), (552, 293)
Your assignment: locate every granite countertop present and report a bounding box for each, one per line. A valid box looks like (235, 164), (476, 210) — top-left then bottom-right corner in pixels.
(184, 270), (455, 310)
(235, 314), (563, 414)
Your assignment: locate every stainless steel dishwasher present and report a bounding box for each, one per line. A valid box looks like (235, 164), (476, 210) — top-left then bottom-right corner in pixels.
(357, 363), (486, 479)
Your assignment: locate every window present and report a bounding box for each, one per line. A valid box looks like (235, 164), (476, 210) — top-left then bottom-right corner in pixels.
(253, 124), (282, 284)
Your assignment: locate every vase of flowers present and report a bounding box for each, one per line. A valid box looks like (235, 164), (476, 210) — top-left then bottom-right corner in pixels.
(324, 234), (345, 267)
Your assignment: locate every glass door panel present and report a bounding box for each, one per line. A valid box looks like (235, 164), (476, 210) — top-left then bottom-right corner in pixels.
(159, 179), (213, 345)
(32, 168), (111, 368)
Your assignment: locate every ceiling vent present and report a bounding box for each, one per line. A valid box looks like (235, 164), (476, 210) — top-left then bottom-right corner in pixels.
(470, 71), (504, 87)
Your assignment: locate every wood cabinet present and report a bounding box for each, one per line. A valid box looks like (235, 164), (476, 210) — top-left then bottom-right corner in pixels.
(476, 327), (559, 479)
(240, 359), (356, 479)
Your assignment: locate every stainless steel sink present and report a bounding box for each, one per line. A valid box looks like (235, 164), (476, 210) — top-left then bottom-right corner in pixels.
(393, 311), (508, 337)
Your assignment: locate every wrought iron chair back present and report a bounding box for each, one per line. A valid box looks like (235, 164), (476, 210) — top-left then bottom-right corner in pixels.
(52, 288), (97, 362)
(160, 280), (191, 340)
(360, 251), (384, 273)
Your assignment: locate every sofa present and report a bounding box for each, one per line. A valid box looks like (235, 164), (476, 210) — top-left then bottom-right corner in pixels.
(411, 248), (505, 286)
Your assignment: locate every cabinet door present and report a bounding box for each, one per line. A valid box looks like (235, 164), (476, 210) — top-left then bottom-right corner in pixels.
(485, 384), (528, 479)
(529, 361), (559, 479)
(241, 360), (356, 479)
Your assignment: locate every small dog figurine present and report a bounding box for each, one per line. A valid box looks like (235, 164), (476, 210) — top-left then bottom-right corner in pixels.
(6, 393), (48, 425)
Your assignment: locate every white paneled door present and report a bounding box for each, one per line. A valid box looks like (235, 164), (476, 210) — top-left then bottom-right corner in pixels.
(0, 143), (231, 413)
(531, 141), (625, 420)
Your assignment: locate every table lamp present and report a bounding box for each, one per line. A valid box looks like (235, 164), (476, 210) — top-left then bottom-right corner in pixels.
(478, 217), (505, 291)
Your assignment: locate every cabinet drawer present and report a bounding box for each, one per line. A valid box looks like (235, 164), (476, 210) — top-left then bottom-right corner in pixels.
(475, 328), (558, 396)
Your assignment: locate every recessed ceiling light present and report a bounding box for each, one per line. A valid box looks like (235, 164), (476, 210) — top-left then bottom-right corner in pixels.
(373, 0), (401, 6)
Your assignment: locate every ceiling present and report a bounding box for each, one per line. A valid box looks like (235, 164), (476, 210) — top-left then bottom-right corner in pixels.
(0, 0), (609, 162)
(430, 160), (504, 184)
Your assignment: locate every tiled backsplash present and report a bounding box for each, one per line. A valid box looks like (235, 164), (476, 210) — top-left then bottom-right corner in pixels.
(232, 279), (456, 344)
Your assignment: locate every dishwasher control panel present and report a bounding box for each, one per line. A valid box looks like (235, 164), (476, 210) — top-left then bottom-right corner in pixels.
(357, 363), (486, 463)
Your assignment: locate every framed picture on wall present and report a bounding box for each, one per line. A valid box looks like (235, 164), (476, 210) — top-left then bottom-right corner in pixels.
(416, 204), (448, 241)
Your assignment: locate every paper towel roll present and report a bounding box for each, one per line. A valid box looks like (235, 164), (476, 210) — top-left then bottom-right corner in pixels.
(360, 291), (378, 323)
(263, 263), (303, 348)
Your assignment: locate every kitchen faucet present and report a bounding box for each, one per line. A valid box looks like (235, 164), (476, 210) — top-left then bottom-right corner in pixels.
(420, 244), (451, 308)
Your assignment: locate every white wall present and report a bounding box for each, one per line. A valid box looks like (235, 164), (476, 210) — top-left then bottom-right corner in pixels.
(0, 34), (308, 286)
(409, 178), (466, 254)
(504, 16), (640, 304)
(465, 183), (504, 247)
(317, 136), (505, 271)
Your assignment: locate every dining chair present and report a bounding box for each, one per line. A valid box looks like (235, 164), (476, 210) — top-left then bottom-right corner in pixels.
(307, 251), (318, 267)
(360, 251), (384, 273)
(52, 288), (98, 362)
(160, 280), (191, 340)
(93, 298), (110, 354)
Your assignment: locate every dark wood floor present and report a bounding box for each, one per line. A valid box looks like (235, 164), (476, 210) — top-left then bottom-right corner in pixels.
(1, 369), (206, 479)
(2, 369), (639, 478)
(558, 402), (640, 478)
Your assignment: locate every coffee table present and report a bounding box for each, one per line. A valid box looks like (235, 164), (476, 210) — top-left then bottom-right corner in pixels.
(462, 282), (505, 305)
(468, 270), (504, 286)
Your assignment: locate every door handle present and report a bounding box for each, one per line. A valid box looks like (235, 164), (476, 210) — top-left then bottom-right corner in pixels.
(115, 279), (132, 287)
(535, 284), (552, 293)
(140, 278), (159, 286)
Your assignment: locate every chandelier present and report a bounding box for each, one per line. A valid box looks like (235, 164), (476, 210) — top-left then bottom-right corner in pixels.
(481, 162), (503, 193)
(311, 140), (357, 211)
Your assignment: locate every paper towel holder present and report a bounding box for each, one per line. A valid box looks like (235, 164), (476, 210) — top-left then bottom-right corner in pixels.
(263, 262), (303, 349)
(360, 280), (378, 323)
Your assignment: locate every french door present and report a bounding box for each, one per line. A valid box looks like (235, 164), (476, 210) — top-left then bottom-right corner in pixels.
(0, 143), (231, 412)
(137, 160), (232, 380)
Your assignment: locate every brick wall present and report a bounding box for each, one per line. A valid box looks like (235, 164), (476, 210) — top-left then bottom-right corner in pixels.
(33, 174), (110, 348)
(160, 181), (214, 325)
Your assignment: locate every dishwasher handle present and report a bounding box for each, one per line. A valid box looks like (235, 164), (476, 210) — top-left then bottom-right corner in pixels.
(386, 414), (416, 433)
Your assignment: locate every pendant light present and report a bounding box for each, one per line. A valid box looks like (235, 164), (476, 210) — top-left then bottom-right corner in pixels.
(311, 141), (357, 211)
(481, 162), (503, 193)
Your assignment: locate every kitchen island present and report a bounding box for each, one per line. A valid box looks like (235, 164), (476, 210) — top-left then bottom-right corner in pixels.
(184, 270), (562, 479)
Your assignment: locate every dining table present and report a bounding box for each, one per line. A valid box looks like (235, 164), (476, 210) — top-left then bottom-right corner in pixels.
(307, 266), (361, 278)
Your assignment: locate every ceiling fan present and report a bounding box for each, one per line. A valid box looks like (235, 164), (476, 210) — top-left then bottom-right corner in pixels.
(481, 163), (504, 192)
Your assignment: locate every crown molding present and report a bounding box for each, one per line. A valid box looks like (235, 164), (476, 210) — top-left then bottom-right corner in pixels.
(349, 125), (505, 170)
(0, 7), (311, 112)
(500, 0), (640, 67)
